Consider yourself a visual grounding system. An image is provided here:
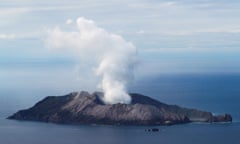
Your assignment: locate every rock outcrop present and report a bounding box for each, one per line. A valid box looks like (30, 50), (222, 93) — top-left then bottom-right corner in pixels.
(8, 91), (232, 125)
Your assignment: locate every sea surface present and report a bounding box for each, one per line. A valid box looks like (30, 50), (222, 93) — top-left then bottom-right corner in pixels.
(0, 74), (240, 144)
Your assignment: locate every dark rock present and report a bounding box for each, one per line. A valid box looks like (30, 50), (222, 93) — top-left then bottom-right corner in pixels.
(151, 128), (159, 132)
(212, 114), (232, 122)
(8, 91), (232, 126)
(145, 128), (159, 132)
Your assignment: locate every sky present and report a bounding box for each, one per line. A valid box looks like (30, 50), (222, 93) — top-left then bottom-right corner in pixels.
(1, 0), (240, 94)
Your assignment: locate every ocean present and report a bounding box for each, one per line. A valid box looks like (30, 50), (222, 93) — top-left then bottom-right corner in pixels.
(0, 74), (240, 144)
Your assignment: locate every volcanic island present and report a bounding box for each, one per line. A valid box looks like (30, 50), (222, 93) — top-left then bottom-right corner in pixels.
(8, 91), (232, 126)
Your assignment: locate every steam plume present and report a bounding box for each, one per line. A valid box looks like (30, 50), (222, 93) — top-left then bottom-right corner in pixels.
(46, 17), (137, 104)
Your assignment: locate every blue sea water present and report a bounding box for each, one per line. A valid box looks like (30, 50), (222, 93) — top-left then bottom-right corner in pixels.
(0, 74), (240, 144)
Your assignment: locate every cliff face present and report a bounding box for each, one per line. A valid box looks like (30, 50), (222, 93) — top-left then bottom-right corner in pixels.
(8, 91), (232, 125)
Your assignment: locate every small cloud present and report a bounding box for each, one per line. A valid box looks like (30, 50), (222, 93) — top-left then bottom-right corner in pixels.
(0, 8), (29, 18)
(66, 19), (73, 25)
(136, 30), (145, 34)
(0, 34), (16, 39)
(195, 27), (240, 34)
(129, 1), (177, 9)
(162, 2), (177, 7)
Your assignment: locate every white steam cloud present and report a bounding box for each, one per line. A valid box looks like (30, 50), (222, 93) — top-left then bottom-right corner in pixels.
(46, 17), (137, 104)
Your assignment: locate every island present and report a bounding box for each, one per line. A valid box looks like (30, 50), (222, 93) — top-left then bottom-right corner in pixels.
(8, 91), (232, 125)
